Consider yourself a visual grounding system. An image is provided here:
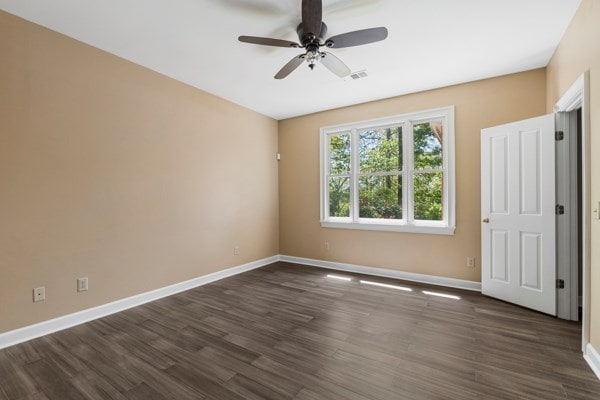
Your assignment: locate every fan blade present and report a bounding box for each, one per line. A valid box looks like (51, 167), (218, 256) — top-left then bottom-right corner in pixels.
(320, 52), (351, 78)
(239, 36), (300, 48)
(325, 27), (388, 48)
(302, 0), (322, 38)
(275, 55), (305, 79)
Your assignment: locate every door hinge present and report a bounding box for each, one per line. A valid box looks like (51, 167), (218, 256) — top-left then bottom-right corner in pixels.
(556, 205), (565, 215)
(556, 279), (565, 289)
(555, 131), (564, 141)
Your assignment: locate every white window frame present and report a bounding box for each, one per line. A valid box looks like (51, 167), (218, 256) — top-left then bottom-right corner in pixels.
(320, 106), (455, 235)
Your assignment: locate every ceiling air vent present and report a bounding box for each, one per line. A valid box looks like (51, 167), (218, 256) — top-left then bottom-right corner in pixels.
(345, 70), (368, 81)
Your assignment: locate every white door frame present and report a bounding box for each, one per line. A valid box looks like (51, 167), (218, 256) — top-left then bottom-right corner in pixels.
(555, 109), (580, 321)
(554, 71), (590, 353)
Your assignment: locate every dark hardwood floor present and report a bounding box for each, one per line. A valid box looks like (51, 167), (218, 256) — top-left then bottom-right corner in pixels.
(1, 262), (599, 400)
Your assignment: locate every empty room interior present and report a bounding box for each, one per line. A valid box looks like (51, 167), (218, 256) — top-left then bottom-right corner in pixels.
(1, 0), (600, 399)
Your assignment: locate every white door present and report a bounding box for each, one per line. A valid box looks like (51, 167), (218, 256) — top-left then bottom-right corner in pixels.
(481, 114), (556, 315)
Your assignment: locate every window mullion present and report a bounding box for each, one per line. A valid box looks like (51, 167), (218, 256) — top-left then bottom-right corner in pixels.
(325, 133), (335, 220)
(442, 116), (449, 224)
(405, 121), (413, 225)
(358, 171), (401, 177)
(351, 128), (359, 222)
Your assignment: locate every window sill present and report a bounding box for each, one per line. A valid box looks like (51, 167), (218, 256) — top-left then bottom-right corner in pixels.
(320, 220), (456, 235)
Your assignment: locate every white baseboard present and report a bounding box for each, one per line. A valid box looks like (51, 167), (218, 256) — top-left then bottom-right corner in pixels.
(279, 255), (481, 292)
(0, 255), (279, 350)
(584, 343), (600, 380)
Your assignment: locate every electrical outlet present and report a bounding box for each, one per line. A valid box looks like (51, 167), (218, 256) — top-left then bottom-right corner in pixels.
(466, 257), (475, 268)
(234, 246), (240, 256)
(33, 287), (45, 302)
(324, 242), (330, 252)
(77, 277), (89, 292)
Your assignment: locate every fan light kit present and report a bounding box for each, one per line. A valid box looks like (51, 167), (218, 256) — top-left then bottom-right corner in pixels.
(238, 0), (388, 79)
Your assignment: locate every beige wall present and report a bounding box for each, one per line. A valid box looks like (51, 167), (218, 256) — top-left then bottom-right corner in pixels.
(546, 0), (600, 349)
(0, 11), (279, 333)
(279, 69), (546, 282)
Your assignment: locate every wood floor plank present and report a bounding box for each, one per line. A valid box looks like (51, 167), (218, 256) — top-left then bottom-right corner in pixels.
(149, 337), (236, 383)
(22, 358), (87, 400)
(118, 353), (204, 400)
(0, 367), (40, 400)
(0, 261), (598, 400)
(223, 373), (295, 400)
(197, 346), (303, 396)
(31, 336), (89, 380)
(68, 343), (142, 392)
(6, 342), (42, 365)
(123, 382), (168, 400)
(163, 363), (246, 400)
(70, 368), (128, 400)
(251, 355), (377, 400)
(108, 331), (176, 370)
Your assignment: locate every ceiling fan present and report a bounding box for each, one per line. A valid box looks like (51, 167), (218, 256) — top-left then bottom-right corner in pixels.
(238, 0), (388, 79)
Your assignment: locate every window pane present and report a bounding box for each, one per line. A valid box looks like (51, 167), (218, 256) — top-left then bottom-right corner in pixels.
(359, 126), (402, 173)
(329, 177), (350, 217)
(413, 172), (443, 221)
(329, 133), (351, 175)
(413, 121), (443, 170)
(359, 175), (402, 219)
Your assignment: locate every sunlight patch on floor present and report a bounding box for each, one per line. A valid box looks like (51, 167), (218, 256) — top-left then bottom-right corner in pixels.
(359, 280), (412, 292)
(326, 274), (352, 281)
(422, 290), (460, 300)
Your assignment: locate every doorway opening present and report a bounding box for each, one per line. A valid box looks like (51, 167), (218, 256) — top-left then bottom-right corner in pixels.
(556, 107), (583, 321)
(577, 107), (583, 321)
(553, 71), (590, 354)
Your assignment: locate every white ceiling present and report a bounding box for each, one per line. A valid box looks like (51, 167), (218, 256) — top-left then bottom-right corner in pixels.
(0, 0), (581, 120)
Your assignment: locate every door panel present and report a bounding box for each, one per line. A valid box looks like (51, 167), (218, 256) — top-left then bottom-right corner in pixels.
(490, 135), (508, 214)
(490, 230), (508, 282)
(520, 232), (541, 290)
(481, 114), (556, 315)
(520, 130), (541, 215)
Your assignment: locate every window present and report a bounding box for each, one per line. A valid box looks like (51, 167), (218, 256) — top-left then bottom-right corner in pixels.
(320, 106), (455, 234)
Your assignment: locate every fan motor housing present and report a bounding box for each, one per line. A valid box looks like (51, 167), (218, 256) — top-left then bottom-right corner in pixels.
(297, 22), (327, 43)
